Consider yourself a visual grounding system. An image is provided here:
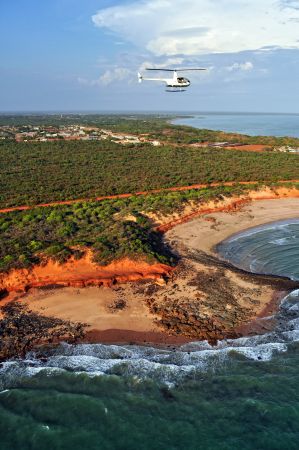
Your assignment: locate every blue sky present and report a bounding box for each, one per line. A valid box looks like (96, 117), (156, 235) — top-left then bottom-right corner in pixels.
(1, 0), (299, 112)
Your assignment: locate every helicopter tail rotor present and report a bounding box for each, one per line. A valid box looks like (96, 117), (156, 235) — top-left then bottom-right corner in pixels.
(137, 72), (143, 83)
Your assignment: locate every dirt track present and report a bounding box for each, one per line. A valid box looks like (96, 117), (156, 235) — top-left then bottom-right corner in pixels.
(1, 179), (299, 214)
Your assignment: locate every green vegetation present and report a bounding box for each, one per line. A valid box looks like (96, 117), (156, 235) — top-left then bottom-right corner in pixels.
(0, 115), (298, 272)
(0, 183), (297, 273)
(159, 124), (299, 146)
(0, 114), (172, 133)
(1, 139), (299, 208)
(0, 197), (175, 273)
(2, 113), (299, 146)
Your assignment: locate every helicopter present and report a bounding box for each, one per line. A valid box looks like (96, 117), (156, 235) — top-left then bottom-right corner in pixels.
(137, 68), (207, 92)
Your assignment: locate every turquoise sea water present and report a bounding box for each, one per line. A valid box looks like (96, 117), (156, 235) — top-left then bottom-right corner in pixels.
(216, 219), (299, 280)
(1, 220), (299, 450)
(172, 113), (299, 138)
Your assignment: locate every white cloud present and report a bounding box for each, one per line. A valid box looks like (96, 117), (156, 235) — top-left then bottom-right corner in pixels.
(226, 62), (254, 72)
(138, 57), (185, 72)
(99, 67), (132, 85)
(77, 77), (99, 86)
(78, 67), (132, 87)
(92, 0), (299, 56)
(280, 0), (299, 11)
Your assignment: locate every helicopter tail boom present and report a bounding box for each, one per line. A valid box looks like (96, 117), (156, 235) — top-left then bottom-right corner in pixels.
(138, 74), (168, 83)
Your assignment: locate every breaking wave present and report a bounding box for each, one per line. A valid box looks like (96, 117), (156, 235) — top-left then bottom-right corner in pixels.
(1, 289), (299, 386)
(1, 220), (299, 386)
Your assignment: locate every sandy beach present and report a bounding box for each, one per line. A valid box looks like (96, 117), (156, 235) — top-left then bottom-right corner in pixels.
(21, 196), (299, 345)
(166, 197), (299, 256)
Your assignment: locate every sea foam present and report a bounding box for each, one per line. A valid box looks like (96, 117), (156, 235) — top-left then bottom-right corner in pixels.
(1, 221), (299, 386)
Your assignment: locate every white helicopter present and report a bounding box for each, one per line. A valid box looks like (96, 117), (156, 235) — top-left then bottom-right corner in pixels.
(138, 67), (207, 92)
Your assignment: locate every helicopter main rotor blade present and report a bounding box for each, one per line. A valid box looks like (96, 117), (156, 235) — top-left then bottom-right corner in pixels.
(145, 68), (176, 72)
(145, 67), (207, 72)
(175, 68), (207, 71)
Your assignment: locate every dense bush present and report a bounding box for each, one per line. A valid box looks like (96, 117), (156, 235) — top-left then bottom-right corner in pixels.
(0, 198), (178, 272)
(0, 140), (298, 208)
(0, 115), (298, 272)
(1, 183), (297, 273)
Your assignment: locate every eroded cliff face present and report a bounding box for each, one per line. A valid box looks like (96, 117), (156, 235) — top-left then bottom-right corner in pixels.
(1, 192), (299, 352)
(155, 187), (299, 232)
(0, 251), (173, 297)
(1, 187), (299, 299)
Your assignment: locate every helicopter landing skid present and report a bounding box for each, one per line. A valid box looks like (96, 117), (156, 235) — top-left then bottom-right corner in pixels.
(165, 88), (186, 92)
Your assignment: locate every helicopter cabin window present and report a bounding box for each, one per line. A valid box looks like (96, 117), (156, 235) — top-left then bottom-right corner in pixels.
(177, 77), (185, 84)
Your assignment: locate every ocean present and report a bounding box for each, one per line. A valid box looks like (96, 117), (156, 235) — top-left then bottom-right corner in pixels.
(172, 113), (299, 138)
(1, 220), (299, 449)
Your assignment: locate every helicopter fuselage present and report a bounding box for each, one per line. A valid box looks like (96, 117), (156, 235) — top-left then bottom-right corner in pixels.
(139, 71), (191, 87)
(137, 67), (206, 92)
(167, 76), (190, 88)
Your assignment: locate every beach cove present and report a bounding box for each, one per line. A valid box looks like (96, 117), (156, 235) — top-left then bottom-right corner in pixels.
(11, 195), (298, 348)
(1, 193), (299, 450)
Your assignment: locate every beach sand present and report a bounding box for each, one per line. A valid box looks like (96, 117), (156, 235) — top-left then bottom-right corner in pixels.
(167, 197), (299, 255)
(27, 285), (160, 333)
(23, 197), (299, 345)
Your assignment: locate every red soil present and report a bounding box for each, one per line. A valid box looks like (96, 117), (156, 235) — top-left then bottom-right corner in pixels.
(234, 290), (288, 337)
(1, 185), (299, 297)
(157, 199), (249, 233)
(0, 252), (173, 296)
(190, 143), (268, 152)
(225, 144), (268, 152)
(156, 186), (299, 233)
(85, 329), (190, 346)
(1, 180), (299, 214)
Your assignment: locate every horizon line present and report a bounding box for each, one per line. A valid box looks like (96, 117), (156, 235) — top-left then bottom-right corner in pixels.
(0, 110), (299, 116)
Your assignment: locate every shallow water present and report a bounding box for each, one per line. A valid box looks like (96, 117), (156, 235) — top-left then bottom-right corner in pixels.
(1, 219), (299, 449)
(172, 113), (299, 138)
(216, 219), (299, 280)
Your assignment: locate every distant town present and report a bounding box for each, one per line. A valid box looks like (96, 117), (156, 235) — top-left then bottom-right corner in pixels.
(1, 123), (299, 154)
(0, 124), (161, 146)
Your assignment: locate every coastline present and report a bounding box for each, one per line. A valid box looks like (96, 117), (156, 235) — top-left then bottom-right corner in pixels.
(10, 195), (298, 350)
(166, 196), (299, 256)
(171, 114), (299, 138)
(156, 186), (299, 233)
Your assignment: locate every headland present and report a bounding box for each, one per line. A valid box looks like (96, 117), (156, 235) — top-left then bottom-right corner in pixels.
(1, 114), (299, 359)
(5, 194), (297, 354)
